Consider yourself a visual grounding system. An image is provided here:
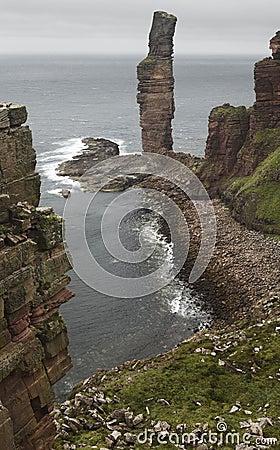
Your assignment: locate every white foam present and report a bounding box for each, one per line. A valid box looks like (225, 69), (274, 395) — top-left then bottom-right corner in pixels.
(38, 135), (141, 197)
(37, 137), (86, 187)
(47, 188), (63, 197)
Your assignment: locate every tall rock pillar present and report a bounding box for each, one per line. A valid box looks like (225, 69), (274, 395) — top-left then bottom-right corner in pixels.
(249, 31), (280, 139)
(137, 11), (177, 154)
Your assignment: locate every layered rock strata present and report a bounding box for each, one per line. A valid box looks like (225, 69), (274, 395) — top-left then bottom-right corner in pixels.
(0, 104), (73, 449)
(0, 103), (40, 206)
(269, 30), (280, 60)
(137, 11), (177, 154)
(203, 31), (280, 180)
(199, 32), (280, 234)
(204, 104), (250, 181)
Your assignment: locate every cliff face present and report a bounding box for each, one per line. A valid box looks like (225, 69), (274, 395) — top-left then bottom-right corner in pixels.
(199, 32), (280, 234)
(137, 11), (177, 154)
(237, 54), (280, 175)
(202, 31), (280, 181)
(0, 104), (73, 449)
(204, 104), (250, 181)
(0, 103), (40, 206)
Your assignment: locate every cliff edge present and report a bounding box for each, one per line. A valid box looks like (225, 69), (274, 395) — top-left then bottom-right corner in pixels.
(0, 104), (73, 449)
(198, 32), (280, 235)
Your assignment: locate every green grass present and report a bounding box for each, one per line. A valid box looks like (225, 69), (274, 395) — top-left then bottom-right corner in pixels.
(225, 146), (280, 234)
(210, 103), (249, 120)
(54, 312), (280, 450)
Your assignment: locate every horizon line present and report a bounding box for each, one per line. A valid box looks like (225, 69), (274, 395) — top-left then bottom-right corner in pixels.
(0, 52), (267, 57)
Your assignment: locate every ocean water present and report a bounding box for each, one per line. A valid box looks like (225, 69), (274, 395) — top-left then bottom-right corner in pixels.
(0, 55), (257, 398)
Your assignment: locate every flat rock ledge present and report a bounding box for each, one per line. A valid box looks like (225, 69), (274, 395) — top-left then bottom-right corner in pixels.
(57, 138), (147, 192)
(58, 138), (120, 179)
(57, 139), (200, 192)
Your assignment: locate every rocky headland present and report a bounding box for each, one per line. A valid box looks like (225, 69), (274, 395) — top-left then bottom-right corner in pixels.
(0, 104), (73, 449)
(198, 30), (280, 235)
(53, 17), (280, 450)
(1, 11), (279, 450)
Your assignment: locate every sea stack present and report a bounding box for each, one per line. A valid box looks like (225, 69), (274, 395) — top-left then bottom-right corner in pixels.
(137, 11), (177, 154)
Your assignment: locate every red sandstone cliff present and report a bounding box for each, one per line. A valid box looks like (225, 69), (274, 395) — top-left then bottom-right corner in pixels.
(137, 11), (177, 154)
(199, 32), (280, 234)
(201, 31), (280, 183)
(0, 104), (73, 449)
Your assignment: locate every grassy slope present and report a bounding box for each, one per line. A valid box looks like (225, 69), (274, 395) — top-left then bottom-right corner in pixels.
(224, 140), (280, 234)
(53, 129), (280, 450)
(54, 297), (280, 449)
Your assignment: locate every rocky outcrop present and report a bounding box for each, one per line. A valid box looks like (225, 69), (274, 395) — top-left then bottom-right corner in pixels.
(137, 11), (177, 154)
(237, 33), (280, 174)
(58, 138), (119, 179)
(202, 104), (250, 189)
(201, 31), (280, 182)
(0, 402), (16, 449)
(57, 139), (149, 192)
(0, 104), (73, 449)
(199, 32), (280, 234)
(269, 30), (280, 59)
(0, 103), (40, 206)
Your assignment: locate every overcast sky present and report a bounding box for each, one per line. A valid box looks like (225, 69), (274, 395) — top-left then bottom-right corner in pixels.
(0, 0), (279, 55)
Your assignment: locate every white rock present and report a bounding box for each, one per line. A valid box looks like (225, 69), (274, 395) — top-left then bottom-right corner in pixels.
(110, 430), (122, 442)
(133, 413), (144, 425)
(154, 421), (171, 432)
(229, 405), (239, 413)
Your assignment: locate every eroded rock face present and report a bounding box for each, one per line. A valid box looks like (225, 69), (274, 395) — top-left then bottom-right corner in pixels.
(270, 30), (280, 60)
(202, 31), (280, 186)
(137, 11), (177, 154)
(199, 33), (280, 233)
(235, 34), (280, 174)
(205, 104), (250, 179)
(247, 57), (280, 145)
(0, 104), (73, 449)
(0, 402), (16, 450)
(0, 103), (40, 206)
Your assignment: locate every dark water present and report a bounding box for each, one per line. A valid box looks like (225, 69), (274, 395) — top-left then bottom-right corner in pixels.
(0, 55), (257, 398)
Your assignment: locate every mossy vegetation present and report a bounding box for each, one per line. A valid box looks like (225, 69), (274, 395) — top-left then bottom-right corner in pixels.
(34, 209), (63, 251)
(225, 146), (280, 234)
(54, 298), (280, 449)
(210, 103), (249, 120)
(0, 224), (9, 236)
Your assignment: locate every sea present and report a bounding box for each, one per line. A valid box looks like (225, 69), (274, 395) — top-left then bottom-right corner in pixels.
(0, 54), (258, 399)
